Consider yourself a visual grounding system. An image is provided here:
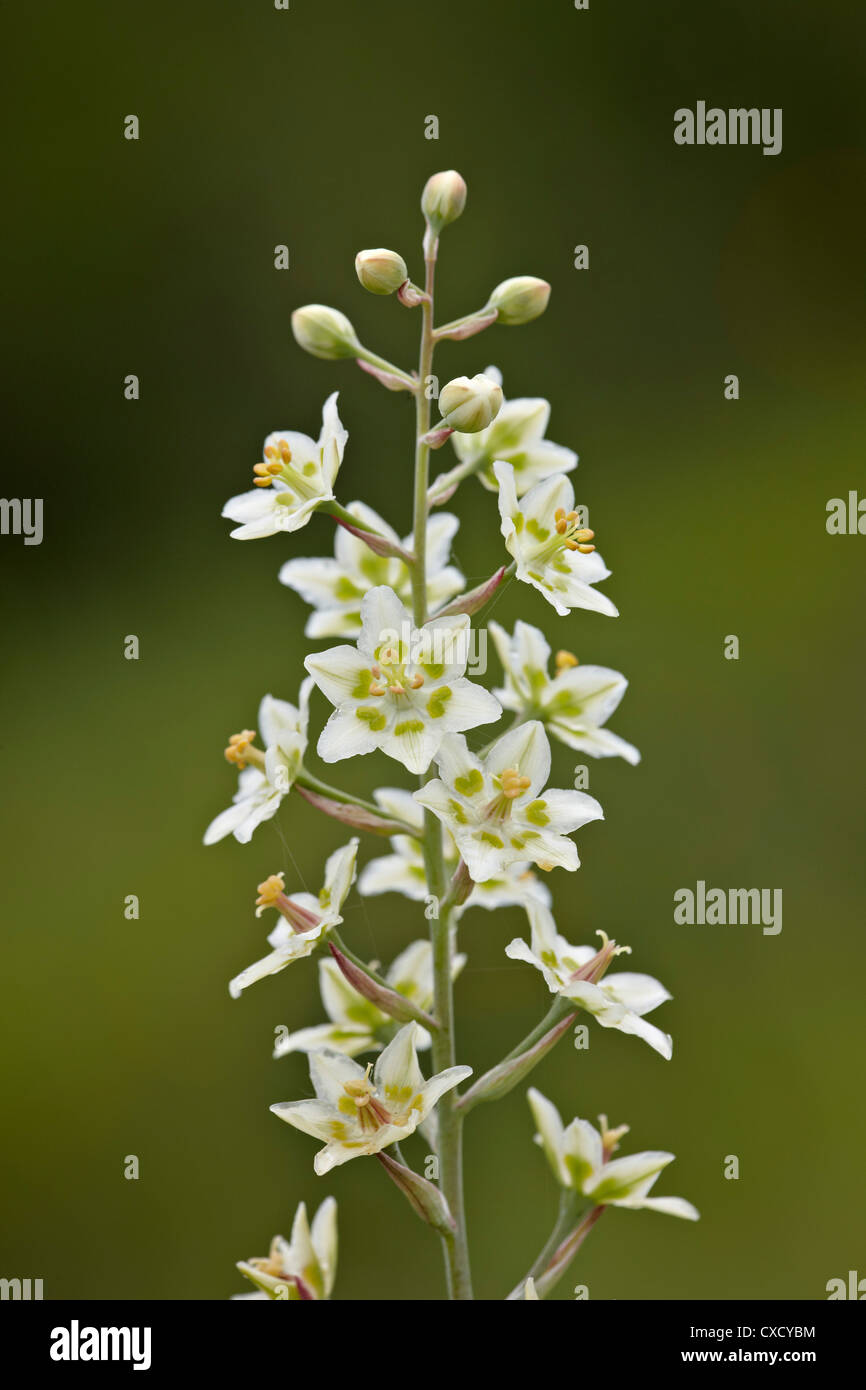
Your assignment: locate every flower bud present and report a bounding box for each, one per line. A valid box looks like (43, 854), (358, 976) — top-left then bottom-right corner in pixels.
(291, 304), (360, 360)
(438, 373), (503, 433)
(354, 248), (408, 296)
(487, 276), (551, 326)
(421, 170), (467, 231)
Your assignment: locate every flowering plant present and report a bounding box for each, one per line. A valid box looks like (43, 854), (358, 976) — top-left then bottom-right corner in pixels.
(210, 170), (697, 1300)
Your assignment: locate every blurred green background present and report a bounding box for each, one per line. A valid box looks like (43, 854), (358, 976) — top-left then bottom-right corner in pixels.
(2, 0), (865, 1300)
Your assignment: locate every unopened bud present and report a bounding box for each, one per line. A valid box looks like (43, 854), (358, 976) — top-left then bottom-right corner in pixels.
(355, 248), (409, 296)
(487, 276), (551, 326)
(438, 373), (502, 433)
(291, 304), (360, 360)
(421, 169), (467, 231)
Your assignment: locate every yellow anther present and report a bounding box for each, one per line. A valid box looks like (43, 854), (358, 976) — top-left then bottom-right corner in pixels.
(575, 528), (594, 543)
(267, 461), (283, 475)
(371, 665), (381, 679)
(253, 477), (272, 487)
(566, 510), (579, 522)
(369, 681), (386, 697)
(500, 767), (532, 799)
(554, 508), (566, 522)
(278, 441), (292, 463)
(225, 730), (257, 768)
(255, 872), (286, 913)
(599, 1114), (630, 1157)
(555, 650), (579, 672)
(264, 445), (278, 460)
(576, 543), (595, 554)
(409, 673), (425, 689)
(555, 517), (568, 535)
(380, 646), (399, 664)
(253, 463), (270, 476)
(389, 682), (406, 696)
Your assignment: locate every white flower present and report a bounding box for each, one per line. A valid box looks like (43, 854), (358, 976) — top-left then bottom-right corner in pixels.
(449, 366), (576, 495)
(228, 839), (359, 998)
(279, 502), (464, 638)
(527, 1090), (699, 1220)
(414, 722), (604, 882)
(489, 620), (640, 764)
(222, 392), (348, 539)
(235, 1197), (338, 1300)
(304, 585), (501, 775)
(270, 1022), (472, 1175)
(358, 787), (552, 915)
(495, 461), (617, 618)
(203, 682), (313, 846)
(505, 901), (673, 1059)
(274, 939), (465, 1058)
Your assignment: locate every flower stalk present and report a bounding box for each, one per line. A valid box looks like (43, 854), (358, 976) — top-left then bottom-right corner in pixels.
(215, 166), (697, 1306)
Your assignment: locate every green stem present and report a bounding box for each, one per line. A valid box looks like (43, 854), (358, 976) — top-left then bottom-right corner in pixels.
(533, 1205), (605, 1299)
(323, 500), (382, 533)
(503, 995), (574, 1063)
(295, 771), (398, 822)
(413, 231), (473, 1300)
(507, 1188), (580, 1298)
(426, 453), (487, 504)
(355, 344), (416, 387)
(328, 931), (440, 1032)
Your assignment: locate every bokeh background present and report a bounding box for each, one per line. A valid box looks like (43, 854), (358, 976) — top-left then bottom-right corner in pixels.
(2, 0), (865, 1300)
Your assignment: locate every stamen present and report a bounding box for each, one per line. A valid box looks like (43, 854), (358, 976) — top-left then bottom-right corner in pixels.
(500, 767), (532, 799)
(369, 681), (386, 697)
(409, 673), (425, 689)
(599, 1113), (630, 1160)
(225, 729), (257, 768)
(255, 872), (286, 914)
(555, 650), (578, 672)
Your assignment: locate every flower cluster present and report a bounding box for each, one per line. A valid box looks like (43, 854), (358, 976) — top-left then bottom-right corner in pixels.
(214, 167), (696, 1302)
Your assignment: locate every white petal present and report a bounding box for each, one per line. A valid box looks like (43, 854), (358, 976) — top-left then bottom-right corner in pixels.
(584, 1151), (674, 1202)
(601, 971), (672, 1016)
(433, 678), (502, 734)
(273, 1023), (374, 1058)
(358, 853), (427, 902)
(538, 788), (605, 834)
(321, 838), (359, 916)
(304, 646), (372, 709)
(316, 708), (384, 763)
(278, 556), (345, 607)
(487, 720), (551, 796)
(614, 1195), (700, 1220)
(373, 787), (426, 833)
(562, 1118), (604, 1189)
(423, 512), (461, 573)
(358, 586), (411, 660)
(379, 718), (442, 776)
(527, 1087), (568, 1185)
(311, 1196), (339, 1294)
(309, 1048), (368, 1106)
(270, 1099), (348, 1143)
(416, 1064), (473, 1119)
(374, 1022), (425, 1096)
